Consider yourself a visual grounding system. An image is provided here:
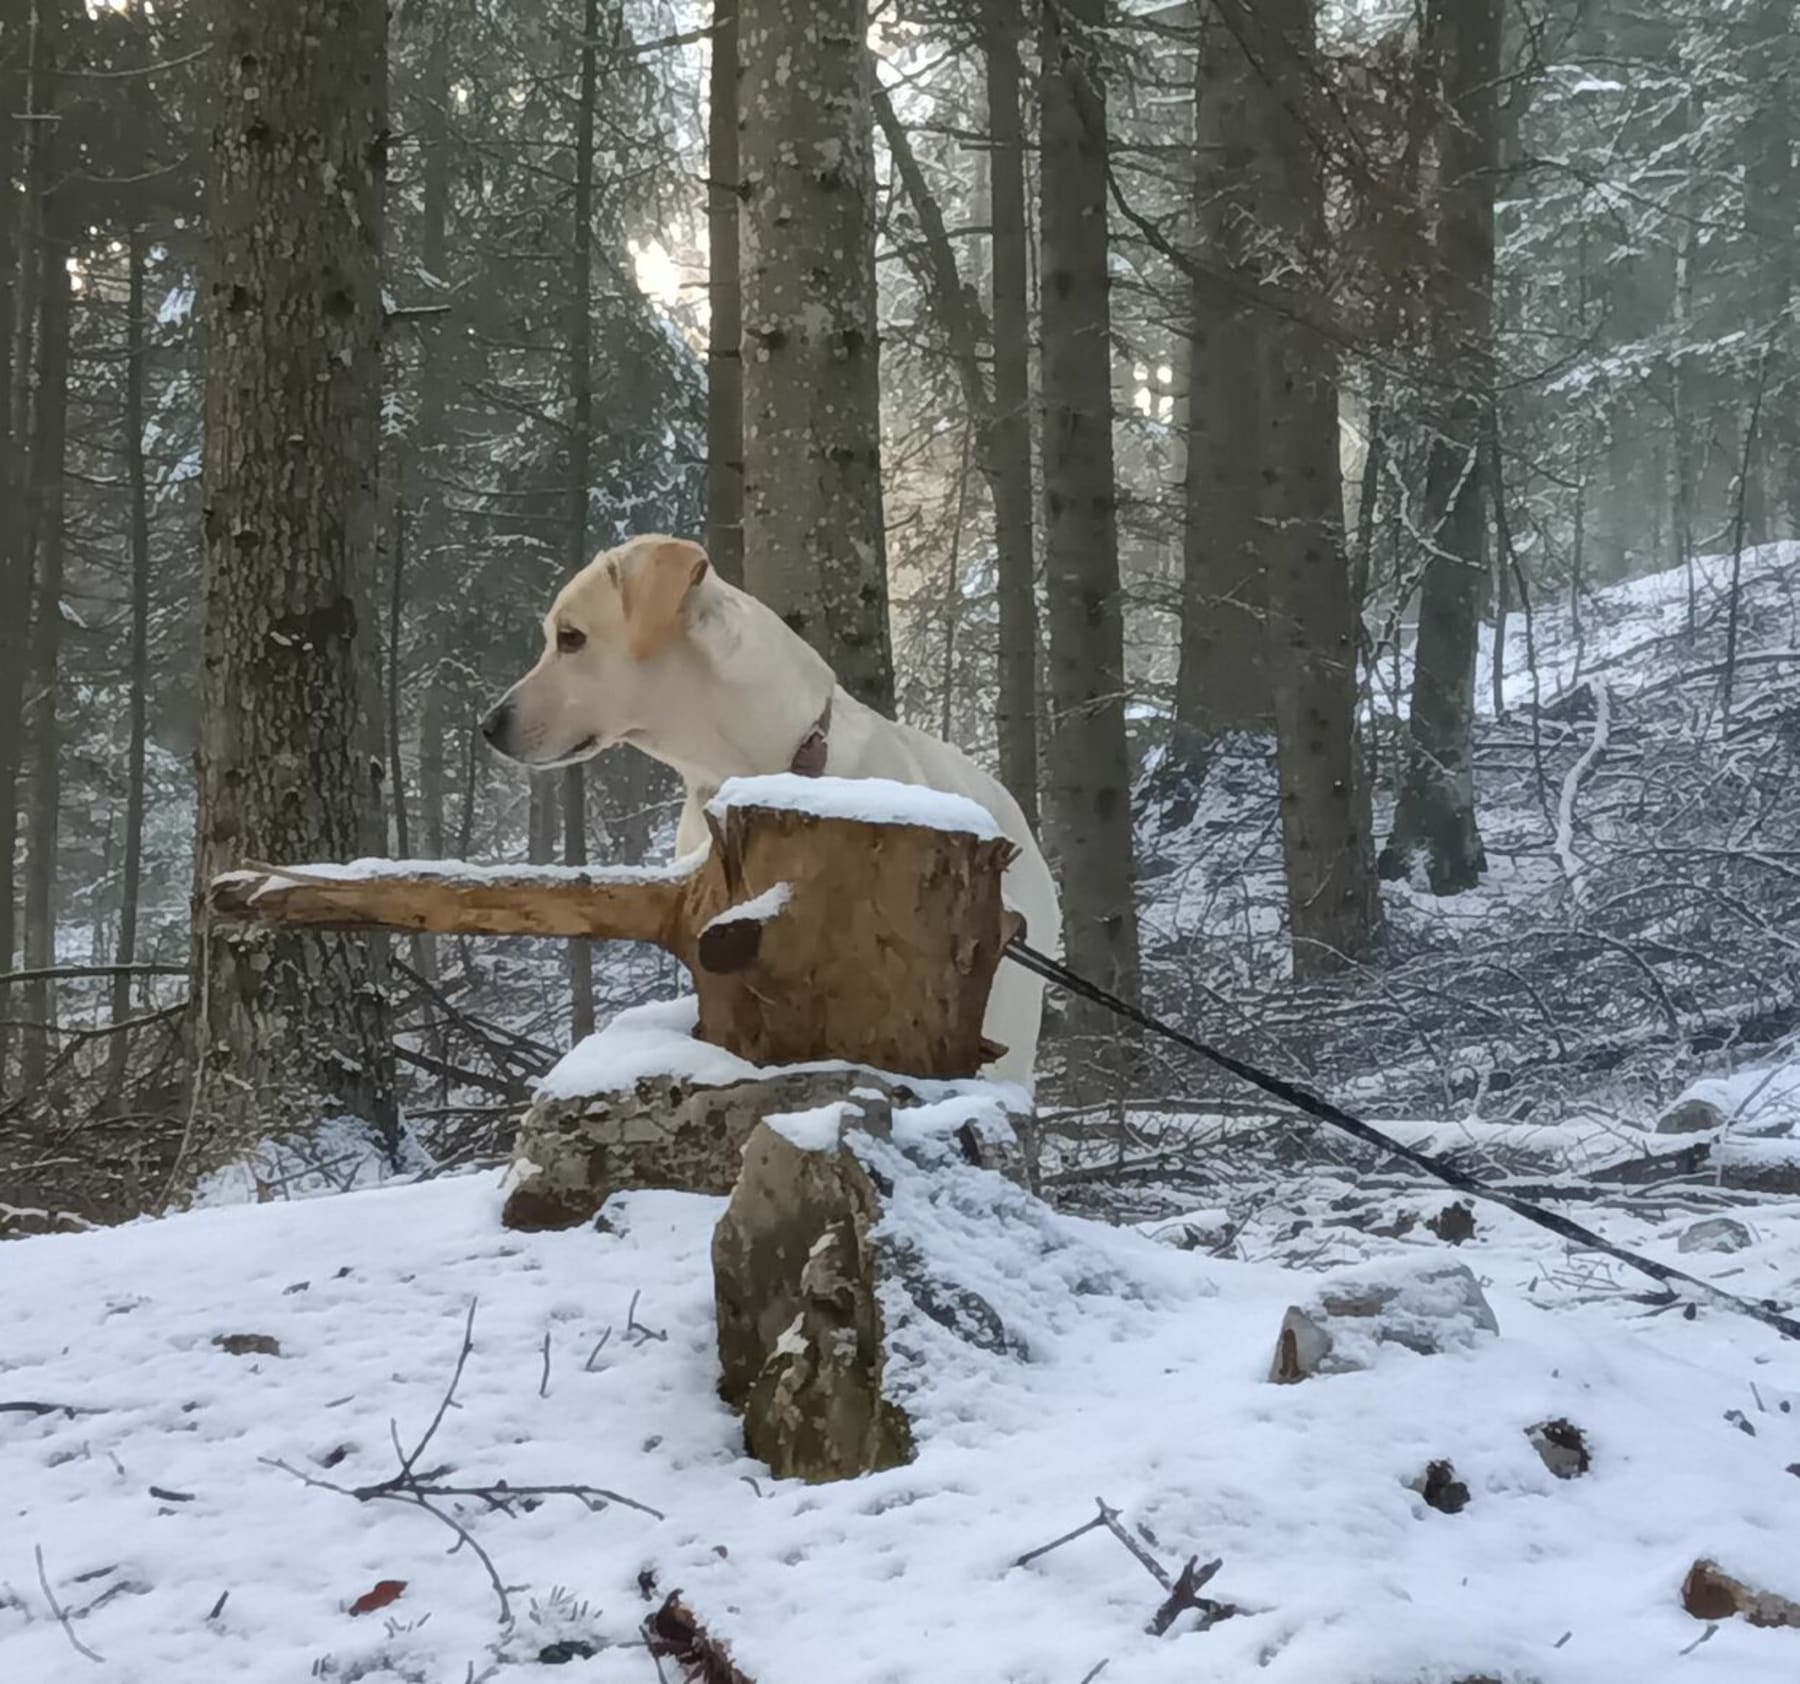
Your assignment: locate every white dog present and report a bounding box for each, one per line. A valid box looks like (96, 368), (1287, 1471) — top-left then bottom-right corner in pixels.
(481, 533), (1060, 1088)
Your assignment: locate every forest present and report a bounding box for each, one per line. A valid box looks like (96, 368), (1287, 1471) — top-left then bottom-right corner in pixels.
(4, 3), (1800, 1680)
(0, 0), (1796, 1223)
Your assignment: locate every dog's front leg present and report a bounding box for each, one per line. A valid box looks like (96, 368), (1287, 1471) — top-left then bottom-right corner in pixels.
(675, 783), (715, 860)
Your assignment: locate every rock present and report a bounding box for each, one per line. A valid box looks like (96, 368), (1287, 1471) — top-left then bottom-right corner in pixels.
(954, 1109), (1038, 1192)
(1677, 1216), (1754, 1255)
(709, 1083), (1060, 1483)
(1412, 1458), (1471, 1514)
(503, 1064), (909, 1232)
(1427, 1201), (1477, 1245)
(1269, 1261), (1499, 1383)
(1657, 1097), (1728, 1135)
(1681, 1559), (1800, 1629)
(1526, 1417), (1590, 1479)
(712, 1102), (914, 1482)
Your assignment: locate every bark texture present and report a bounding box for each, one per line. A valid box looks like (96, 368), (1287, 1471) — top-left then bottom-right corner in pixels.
(870, 64), (1038, 826)
(705, 0), (744, 586)
(1037, 0), (1141, 1013)
(188, 0), (396, 1176)
(0, 0), (24, 1037)
(108, 223), (153, 1084)
(1174, 10), (1272, 755)
(1224, 0), (1380, 973)
(1381, 0), (1496, 895)
(986, 0), (1039, 829)
(564, 0), (600, 1039)
(20, 102), (70, 1089)
(738, 0), (894, 713)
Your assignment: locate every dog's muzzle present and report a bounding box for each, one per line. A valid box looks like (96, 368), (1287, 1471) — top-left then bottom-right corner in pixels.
(480, 697), (514, 752)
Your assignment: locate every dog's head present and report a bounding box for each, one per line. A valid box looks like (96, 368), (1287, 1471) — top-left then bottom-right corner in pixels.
(480, 533), (710, 768)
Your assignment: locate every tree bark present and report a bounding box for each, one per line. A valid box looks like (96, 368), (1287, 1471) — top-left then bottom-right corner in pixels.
(1173, 12), (1272, 760)
(1223, 0), (1380, 973)
(561, 0), (602, 1040)
(188, 0), (397, 1179)
(739, 0), (893, 713)
(985, 0), (1039, 830)
(705, 0), (744, 586)
(870, 69), (1038, 820)
(108, 221), (153, 1087)
(1037, 0), (1141, 1014)
(1381, 0), (1496, 896)
(0, 0), (44, 1078)
(20, 98), (71, 1090)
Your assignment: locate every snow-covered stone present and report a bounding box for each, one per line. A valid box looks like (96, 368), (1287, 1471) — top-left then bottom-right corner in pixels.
(1269, 1260), (1500, 1383)
(1657, 1097), (1727, 1135)
(1678, 1216), (1756, 1255)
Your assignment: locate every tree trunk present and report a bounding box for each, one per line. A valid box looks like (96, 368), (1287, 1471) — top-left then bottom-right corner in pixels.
(869, 68), (1038, 816)
(1225, 0), (1380, 973)
(20, 111), (71, 1091)
(108, 222), (153, 1087)
(739, 0), (893, 713)
(985, 0), (1038, 828)
(705, 0), (744, 586)
(1745, 0), (1799, 539)
(1173, 11), (1272, 761)
(529, 777), (558, 865)
(1037, 0), (1141, 1014)
(561, 0), (601, 1039)
(188, 0), (397, 1181)
(386, 501), (411, 857)
(0, 0), (44, 1079)
(1380, 0), (1496, 896)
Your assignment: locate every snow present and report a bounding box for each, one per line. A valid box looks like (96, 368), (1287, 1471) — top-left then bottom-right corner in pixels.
(3, 1143), (1799, 1682)
(1672, 1064), (1800, 1135)
(532, 996), (758, 1098)
(533, 995), (1017, 1109)
(763, 1100), (854, 1153)
(223, 856), (691, 896)
(709, 773), (1004, 841)
(700, 882), (791, 931)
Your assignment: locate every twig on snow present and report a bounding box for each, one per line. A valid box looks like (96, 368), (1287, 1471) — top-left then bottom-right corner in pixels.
(263, 1300), (662, 1627)
(539, 1330), (553, 1399)
(1016, 1500), (1235, 1637)
(35, 1545), (104, 1664)
(625, 1289), (667, 1345)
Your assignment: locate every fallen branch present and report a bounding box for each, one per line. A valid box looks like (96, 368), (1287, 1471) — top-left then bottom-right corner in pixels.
(1554, 678), (1610, 895)
(1015, 1498), (1235, 1637)
(264, 1301), (662, 1626)
(35, 1544), (104, 1664)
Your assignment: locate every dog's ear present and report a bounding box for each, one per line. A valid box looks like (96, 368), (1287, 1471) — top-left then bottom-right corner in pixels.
(618, 538), (709, 661)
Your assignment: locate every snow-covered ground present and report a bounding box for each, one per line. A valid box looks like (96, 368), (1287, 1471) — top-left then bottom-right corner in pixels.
(4, 1147), (1799, 1683)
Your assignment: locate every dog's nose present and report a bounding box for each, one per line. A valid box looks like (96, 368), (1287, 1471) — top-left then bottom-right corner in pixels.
(480, 699), (512, 747)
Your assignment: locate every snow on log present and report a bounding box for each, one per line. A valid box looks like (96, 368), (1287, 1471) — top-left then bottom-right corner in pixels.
(209, 777), (1020, 1080)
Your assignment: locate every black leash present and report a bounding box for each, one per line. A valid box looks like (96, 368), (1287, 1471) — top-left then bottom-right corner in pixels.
(1007, 939), (1800, 1343)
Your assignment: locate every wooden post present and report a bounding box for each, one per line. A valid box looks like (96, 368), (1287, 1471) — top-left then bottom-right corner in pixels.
(210, 798), (1019, 1080)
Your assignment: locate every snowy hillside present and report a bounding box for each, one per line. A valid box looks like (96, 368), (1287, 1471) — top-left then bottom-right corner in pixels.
(4, 1149), (1800, 1683)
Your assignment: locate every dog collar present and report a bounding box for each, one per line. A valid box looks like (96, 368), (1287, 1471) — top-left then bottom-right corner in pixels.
(789, 698), (831, 777)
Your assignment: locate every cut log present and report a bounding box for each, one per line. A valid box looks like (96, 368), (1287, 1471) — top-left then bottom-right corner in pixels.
(209, 780), (1019, 1080)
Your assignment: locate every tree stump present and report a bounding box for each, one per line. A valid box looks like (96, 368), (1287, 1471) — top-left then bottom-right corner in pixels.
(210, 777), (1020, 1080)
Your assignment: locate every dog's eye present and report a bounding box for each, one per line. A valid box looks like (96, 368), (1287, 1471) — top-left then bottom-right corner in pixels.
(556, 625), (586, 654)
